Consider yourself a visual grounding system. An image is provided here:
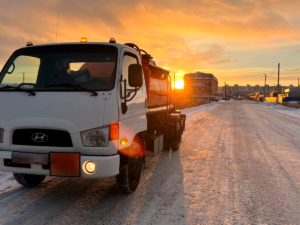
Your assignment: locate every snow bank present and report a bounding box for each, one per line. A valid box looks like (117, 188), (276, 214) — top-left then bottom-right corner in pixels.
(181, 102), (218, 117)
(258, 101), (300, 118)
(219, 99), (234, 103)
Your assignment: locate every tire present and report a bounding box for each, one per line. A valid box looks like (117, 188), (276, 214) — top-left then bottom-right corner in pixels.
(170, 121), (182, 151)
(115, 141), (142, 194)
(13, 173), (46, 187)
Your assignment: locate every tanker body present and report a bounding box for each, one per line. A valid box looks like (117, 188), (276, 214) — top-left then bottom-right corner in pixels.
(0, 39), (186, 194)
(140, 49), (185, 152)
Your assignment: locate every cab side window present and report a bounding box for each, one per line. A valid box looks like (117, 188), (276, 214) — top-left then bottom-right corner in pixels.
(122, 54), (138, 89)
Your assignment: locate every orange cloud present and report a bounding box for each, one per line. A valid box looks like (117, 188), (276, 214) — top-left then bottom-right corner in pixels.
(1, 0), (300, 85)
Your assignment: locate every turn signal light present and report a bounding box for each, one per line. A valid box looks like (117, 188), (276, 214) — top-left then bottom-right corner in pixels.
(110, 124), (119, 140)
(81, 37), (87, 43)
(121, 137), (128, 145)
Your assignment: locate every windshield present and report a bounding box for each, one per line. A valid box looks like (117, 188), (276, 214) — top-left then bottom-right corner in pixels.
(0, 44), (118, 91)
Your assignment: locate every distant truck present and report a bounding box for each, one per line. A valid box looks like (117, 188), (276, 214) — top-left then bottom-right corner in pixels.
(248, 92), (260, 101)
(258, 95), (264, 102)
(0, 38), (186, 194)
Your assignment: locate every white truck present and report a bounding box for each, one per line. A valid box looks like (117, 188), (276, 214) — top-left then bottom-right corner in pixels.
(0, 38), (186, 194)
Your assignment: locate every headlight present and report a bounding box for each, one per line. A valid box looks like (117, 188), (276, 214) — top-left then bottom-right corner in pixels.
(80, 126), (109, 147)
(0, 128), (4, 143)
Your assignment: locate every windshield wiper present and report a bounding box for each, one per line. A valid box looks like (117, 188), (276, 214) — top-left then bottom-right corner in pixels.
(0, 85), (36, 96)
(46, 83), (98, 96)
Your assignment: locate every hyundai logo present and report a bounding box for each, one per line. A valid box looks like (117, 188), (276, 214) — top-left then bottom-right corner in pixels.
(31, 133), (48, 143)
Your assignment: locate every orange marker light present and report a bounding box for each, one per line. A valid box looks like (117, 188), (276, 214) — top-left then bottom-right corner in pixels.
(110, 124), (119, 140)
(121, 138), (128, 145)
(81, 37), (87, 43)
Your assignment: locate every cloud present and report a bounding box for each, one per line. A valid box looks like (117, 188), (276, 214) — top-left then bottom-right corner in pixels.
(153, 41), (237, 72)
(1, 0), (300, 85)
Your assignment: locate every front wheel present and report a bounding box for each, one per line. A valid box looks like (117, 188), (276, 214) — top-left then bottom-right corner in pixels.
(115, 141), (142, 194)
(13, 173), (46, 187)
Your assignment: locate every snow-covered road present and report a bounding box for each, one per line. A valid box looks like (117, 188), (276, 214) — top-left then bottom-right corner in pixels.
(1, 100), (300, 224)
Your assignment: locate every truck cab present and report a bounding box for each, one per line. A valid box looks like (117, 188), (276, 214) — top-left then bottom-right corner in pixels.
(0, 38), (185, 194)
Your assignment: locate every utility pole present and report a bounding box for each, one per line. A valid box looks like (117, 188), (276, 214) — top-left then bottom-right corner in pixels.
(208, 80), (210, 104)
(173, 73), (175, 101)
(263, 73), (267, 102)
(277, 63), (280, 104)
(174, 73), (175, 89)
(224, 82), (227, 101)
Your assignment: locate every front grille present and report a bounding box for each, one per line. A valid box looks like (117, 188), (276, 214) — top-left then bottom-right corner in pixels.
(13, 129), (73, 147)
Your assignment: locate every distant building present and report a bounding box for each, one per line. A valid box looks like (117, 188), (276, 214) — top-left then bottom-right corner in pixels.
(288, 87), (300, 97)
(217, 84), (294, 97)
(246, 84), (251, 91)
(254, 85), (260, 92)
(232, 84), (239, 91)
(184, 72), (218, 98)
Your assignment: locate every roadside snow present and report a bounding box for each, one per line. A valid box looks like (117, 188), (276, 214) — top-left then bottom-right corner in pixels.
(258, 101), (300, 118)
(181, 102), (218, 117)
(0, 171), (19, 193)
(181, 100), (236, 118)
(219, 99), (234, 103)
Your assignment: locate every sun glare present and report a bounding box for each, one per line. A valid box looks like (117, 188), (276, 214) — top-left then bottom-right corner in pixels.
(175, 80), (184, 89)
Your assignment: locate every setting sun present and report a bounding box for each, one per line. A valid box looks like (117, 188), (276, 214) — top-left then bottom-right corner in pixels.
(175, 80), (184, 89)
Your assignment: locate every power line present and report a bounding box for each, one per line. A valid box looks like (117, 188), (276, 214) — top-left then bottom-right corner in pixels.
(281, 67), (300, 71)
(267, 65), (278, 78)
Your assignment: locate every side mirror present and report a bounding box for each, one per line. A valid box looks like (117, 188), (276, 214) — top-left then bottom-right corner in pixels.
(7, 63), (15, 74)
(128, 64), (143, 87)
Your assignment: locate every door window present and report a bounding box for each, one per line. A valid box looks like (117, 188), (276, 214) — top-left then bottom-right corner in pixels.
(121, 54), (138, 98)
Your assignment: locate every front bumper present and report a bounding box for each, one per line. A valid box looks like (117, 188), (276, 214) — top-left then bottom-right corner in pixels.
(0, 151), (120, 179)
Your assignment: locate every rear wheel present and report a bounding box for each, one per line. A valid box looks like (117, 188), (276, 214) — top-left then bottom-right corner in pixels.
(116, 141), (142, 194)
(13, 173), (46, 187)
(170, 121), (182, 151)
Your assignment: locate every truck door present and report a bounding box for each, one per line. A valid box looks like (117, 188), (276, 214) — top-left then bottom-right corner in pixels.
(118, 50), (147, 148)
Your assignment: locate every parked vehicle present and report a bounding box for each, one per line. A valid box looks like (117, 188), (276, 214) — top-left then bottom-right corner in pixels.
(258, 95), (264, 102)
(0, 38), (186, 194)
(248, 92), (259, 101)
(233, 96), (243, 100)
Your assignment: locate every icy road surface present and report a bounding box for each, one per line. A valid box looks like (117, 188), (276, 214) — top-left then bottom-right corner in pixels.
(1, 100), (300, 224)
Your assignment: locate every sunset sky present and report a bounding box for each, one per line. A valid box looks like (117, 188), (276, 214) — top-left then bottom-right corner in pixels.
(1, 0), (300, 86)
